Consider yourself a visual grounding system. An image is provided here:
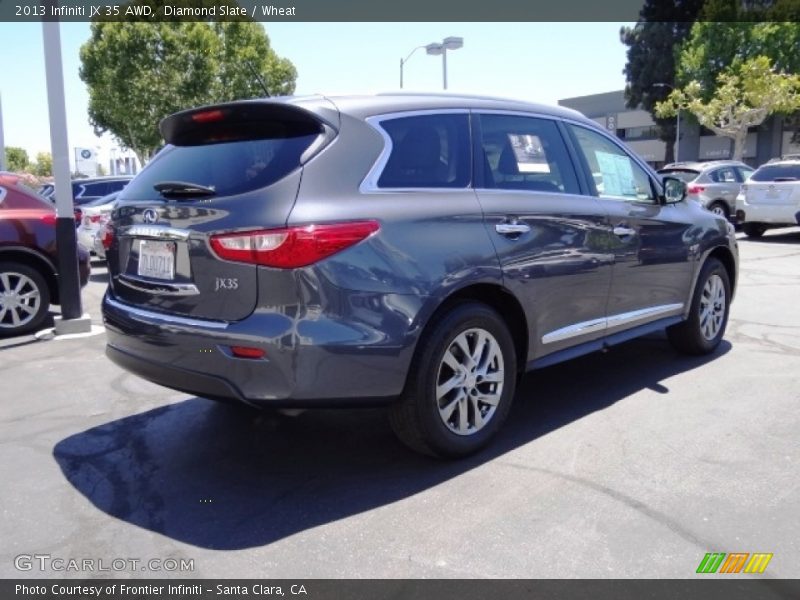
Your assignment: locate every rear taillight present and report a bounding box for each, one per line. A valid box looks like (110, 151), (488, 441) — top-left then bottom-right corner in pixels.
(89, 214), (103, 223)
(101, 221), (114, 250)
(209, 221), (380, 268)
(687, 185), (705, 195)
(40, 213), (57, 226)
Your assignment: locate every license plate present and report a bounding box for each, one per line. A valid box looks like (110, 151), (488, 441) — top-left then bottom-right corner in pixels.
(137, 240), (175, 280)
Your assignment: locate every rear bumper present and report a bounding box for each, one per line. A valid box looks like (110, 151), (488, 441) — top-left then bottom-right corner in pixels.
(736, 201), (800, 225)
(102, 292), (418, 407)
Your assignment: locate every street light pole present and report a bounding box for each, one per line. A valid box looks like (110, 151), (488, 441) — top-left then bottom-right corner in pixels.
(43, 21), (91, 334)
(425, 37), (463, 91)
(400, 46), (425, 89)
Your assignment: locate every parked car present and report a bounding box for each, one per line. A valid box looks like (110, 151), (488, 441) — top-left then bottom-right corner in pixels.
(657, 160), (754, 219)
(91, 214), (114, 260)
(77, 192), (120, 254)
(735, 159), (800, 238)
(101, 94), (738, 457)
(0, 173), (90, 336)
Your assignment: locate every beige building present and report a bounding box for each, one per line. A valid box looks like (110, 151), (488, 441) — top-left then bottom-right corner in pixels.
(559, 90), (799, 168)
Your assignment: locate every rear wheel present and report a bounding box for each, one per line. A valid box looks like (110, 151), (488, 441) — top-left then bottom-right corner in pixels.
(742, 223), (767, 238)
(707, 201), (729, 219)
(0, 262), (51, 337)
(667, 258), (730, 355)
(389, 302), (517, 458)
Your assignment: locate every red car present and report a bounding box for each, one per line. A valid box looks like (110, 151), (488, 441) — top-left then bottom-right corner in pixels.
(0, 173), (90, 336)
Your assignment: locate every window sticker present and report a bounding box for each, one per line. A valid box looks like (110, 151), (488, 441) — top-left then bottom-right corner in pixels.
(594, 151), (636, 197)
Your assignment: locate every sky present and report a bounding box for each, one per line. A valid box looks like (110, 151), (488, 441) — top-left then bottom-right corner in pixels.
(0, 22), (632, 169)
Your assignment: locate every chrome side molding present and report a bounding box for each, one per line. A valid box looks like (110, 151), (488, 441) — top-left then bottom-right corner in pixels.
(542, 303), (684, 344)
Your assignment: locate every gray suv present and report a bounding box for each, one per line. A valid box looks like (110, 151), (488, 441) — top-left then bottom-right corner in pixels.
(657, 160), (754, 219)
(102, 94), (738, 458)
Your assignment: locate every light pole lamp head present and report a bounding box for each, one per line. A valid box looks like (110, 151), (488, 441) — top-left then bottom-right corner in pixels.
(425, 43), (444, 56)
(442, 36), (464, 50)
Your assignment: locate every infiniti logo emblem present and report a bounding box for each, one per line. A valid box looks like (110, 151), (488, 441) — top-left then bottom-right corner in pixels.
(142, 209), (159, 224)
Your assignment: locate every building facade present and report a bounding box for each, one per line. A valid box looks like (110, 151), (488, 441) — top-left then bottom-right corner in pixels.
(559, 90), (799, 169)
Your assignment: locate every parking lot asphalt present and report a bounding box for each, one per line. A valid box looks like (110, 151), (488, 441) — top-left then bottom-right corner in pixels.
(1, 229), (799, 579)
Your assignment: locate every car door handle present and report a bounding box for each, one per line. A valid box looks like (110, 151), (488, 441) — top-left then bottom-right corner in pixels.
(495, 223), (531, 236)
(613, 225), (636, 237)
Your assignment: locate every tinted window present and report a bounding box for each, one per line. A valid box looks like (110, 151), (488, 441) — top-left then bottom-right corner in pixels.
(121, 134), (319, 201)
(709, 167), (737, 183)
(751, 164), (800, 181)
(83, 182), (110, 197)
(478, 114), (579, 194)
(377, 113), (470, 188)
(569, 125), (657, 204)
(657, 169), (699, 183)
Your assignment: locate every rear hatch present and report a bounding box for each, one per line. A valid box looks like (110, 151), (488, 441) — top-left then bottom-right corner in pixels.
(106, 101), (335, 321)
(744, 163), (800, 206)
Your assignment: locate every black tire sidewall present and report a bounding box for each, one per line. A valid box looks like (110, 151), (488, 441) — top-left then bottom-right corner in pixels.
(0, 262), (51, 336)
(408, 303), (517, 458)
(708, 201), (728, 218)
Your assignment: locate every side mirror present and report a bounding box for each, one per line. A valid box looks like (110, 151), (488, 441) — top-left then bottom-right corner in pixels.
(662, 176), (687, 204)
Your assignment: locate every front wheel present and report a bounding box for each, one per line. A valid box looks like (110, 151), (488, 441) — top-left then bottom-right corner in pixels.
(389, 302), (517, 458)
(667, 258), (730, 355)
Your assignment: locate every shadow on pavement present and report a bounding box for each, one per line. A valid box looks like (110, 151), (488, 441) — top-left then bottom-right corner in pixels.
(739, 230), (800, 244)
(53, 336), (730, 550)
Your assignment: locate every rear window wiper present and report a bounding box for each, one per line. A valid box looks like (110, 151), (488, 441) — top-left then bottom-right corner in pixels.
(153, 181), (216, 197)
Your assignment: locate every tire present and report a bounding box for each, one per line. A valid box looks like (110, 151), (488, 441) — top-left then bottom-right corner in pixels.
(0, 262), (51, 337)
(707, 201), (729, 219)
(389, 302), (517, 458)
(667, 258), (730, 355)
(742, 223), (767, 238)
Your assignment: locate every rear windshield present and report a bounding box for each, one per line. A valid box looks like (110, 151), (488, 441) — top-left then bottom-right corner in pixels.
(657, 169), (700, 183)
(120, 134), (318, 201)
(750, 164), (800, 182)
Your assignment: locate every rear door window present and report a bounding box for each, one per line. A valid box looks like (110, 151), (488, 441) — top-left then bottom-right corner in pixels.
(477, 114), (579, 194)
(376, 113), (470, 189)
(710, 167), (737, 183)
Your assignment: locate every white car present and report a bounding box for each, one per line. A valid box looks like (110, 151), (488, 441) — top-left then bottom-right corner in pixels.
(76, 192), (119, 254)
(736, 160), (800, 238)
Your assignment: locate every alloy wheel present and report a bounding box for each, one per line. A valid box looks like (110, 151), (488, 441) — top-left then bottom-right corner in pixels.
(0, 271), (42, 330)
(436, 327), (505, 436)
(699, 274), (726, 340)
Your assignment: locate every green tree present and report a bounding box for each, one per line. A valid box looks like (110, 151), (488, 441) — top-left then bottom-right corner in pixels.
(656, 56), (800, 161)
(4, 146), (29, 172)
(80, 18), (297, 165)
(619, 0), (704, 163)
(32, 152), (53, 177)
(677, 2), (800, 95)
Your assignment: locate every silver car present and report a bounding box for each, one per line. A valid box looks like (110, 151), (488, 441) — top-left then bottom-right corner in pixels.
(658, 160), (754, 219)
